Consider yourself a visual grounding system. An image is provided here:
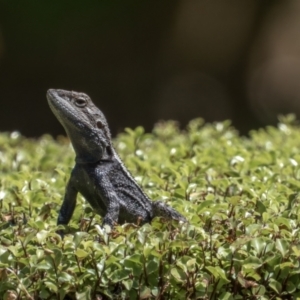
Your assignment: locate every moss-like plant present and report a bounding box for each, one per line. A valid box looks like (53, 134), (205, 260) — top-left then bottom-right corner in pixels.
(1, 116), (300, 299)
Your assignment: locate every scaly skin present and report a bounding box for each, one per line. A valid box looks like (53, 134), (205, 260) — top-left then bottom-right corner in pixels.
(47, 89), (186, 229)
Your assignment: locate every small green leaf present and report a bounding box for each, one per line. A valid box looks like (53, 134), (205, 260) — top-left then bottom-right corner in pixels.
(276, 239), (289, 257)
(58, 271), (73, 283)
(109, 268), (130, 282)
(206, 266), (230, 282)
(146, 259), (159, 274)
(140, 287), (151, 299)
(228, 196), (239, 205)
(243, 256), (263, 269)
(44, 280), (58, 293)
(53, 248), (62, 266)
(286, 280), (296, 293)
(36, 230), (48, 243)
(123, 279), (133, 291)
(219, 291), (234, 300)
(76, 286), (92, 300)
(73, 232), (88, 248)
(75, 248), (89, 259)
(269, 278), (282, 294)
(196, 200), (214, 213)
(170, 267), (186, 282)
(0, 249), (10, 266)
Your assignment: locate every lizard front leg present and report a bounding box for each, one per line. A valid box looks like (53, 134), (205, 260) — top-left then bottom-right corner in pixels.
(102, 195), (120, 227)
(99, 185), (120, 228)
(91, 177), (121, 228)
(57, 180), (78, 226)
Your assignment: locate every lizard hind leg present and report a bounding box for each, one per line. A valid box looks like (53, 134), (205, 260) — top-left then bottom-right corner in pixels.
(152, 201), (187, 223)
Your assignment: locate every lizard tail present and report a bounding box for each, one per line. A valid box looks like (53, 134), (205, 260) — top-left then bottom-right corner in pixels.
(152, 201), (187, 222)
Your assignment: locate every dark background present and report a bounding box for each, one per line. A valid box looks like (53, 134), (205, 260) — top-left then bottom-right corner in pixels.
(1, 0), (300, 137)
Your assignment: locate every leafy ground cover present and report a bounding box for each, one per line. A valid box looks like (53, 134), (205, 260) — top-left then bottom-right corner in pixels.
(1, 116), (300, 299)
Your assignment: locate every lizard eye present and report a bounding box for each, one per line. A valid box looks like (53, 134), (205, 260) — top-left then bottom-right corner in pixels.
(75, 97), (87, 107)
(96, 120), (104, 129)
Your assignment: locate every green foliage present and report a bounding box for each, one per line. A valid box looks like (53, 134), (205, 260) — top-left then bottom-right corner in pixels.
(1, 116), (300, 299)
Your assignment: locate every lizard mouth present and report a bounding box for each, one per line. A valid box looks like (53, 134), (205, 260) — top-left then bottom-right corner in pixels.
(47, 89), (73, 123)
(47, 89), (68, 104)
(47, 89), (90, 128)
(47, 89), (56, 97)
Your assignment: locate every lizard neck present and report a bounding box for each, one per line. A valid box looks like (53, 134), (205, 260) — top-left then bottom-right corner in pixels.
(74, 139), (115, 164)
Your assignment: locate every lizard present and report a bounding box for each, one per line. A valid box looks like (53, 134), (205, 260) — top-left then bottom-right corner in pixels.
(47, 89), (187, 231)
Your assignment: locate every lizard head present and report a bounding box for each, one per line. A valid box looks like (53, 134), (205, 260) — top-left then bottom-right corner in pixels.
(47, 89), (113, 163)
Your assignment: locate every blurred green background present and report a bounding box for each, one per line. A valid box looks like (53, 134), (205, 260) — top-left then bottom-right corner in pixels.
(1, 0), (299, 137)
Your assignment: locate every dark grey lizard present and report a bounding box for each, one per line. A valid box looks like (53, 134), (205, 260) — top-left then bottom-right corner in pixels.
(47, 89), (186, 230)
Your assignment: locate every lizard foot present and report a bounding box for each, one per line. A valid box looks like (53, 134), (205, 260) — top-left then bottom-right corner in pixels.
(152, 201), (187, 222)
